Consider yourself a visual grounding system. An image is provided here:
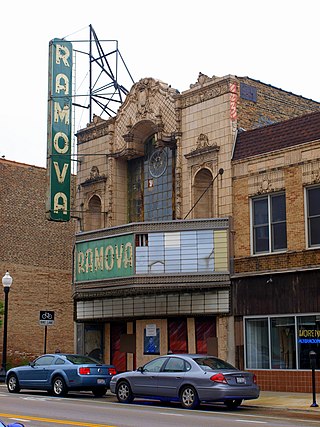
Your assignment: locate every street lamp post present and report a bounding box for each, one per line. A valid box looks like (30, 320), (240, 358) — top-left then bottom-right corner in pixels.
(0, 271), (13, 382)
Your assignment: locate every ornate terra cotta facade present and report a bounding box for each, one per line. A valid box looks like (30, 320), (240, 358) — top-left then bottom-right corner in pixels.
(73, 73), (320, 383)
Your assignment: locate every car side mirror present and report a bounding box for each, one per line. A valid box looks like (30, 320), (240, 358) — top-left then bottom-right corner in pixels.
(29, 361), (35, 367)
(137, 366), (144, 373)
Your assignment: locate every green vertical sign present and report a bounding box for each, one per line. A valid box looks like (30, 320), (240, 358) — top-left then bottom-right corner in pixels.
(46, 39), (72, 221)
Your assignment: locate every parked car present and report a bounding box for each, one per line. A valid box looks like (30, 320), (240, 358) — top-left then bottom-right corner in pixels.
(110, 354), (259, 409)
(0, 423), (24, 427)
(6, 353), (117, 397)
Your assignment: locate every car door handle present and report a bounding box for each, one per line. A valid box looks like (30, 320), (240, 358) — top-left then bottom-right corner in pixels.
(175, 376), (182, 379)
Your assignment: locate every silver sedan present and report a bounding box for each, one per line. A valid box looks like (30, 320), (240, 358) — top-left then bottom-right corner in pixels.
(110, 354), (259, 409)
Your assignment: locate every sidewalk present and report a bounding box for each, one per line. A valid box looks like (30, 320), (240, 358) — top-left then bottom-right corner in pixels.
(243, 391), (320, 413)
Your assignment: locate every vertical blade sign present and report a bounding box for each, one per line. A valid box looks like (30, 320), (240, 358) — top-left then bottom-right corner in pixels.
(46, 39), (72, 221)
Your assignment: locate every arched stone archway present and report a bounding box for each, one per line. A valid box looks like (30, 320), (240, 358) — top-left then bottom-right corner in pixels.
(87, 195), (102, 231)
(193, 169), (213, 218)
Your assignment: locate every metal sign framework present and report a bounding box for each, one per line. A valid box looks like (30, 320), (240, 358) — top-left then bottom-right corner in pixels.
(69, 24), (135, 124)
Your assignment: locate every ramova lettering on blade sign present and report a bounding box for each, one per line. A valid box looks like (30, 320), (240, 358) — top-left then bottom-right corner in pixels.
(76, 235), (134, 281)
(46, 39), (72, 221)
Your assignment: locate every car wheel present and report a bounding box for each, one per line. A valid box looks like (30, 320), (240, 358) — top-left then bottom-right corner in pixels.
(180, 385), (199, 409)
(225, 399), (242, 410)
(52, 376), (68, 397)
(116, 381), (134, 404)
(92, 387), (107, 397)
(7, 374), (20, 393)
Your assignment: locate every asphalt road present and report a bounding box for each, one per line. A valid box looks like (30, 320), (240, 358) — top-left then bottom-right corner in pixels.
(0, 386), (319, 427)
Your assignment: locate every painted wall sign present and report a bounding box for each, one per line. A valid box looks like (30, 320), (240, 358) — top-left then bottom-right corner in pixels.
(76, 234), (134, 282)
(46, 39), (72, 221)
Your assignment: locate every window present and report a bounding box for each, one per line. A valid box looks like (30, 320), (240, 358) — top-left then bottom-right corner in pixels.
(270, 317), (296, 369)
(143, 357), (167, 372)
(252, 193), (287, 254)
(245, 318), (269, 369)
(297, 315), (320, 369)
(194, 356), (235, 371)
(245, 315), (320, 370)
(306, 186), (320, 247)
(163, 357), (187, 373)
(135, 230), (215, 274)
(34, 356), (54, 366)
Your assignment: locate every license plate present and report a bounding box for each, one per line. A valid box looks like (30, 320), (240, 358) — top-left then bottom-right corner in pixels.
(97, 379), (106, 385)
(236, 377), (245, 384)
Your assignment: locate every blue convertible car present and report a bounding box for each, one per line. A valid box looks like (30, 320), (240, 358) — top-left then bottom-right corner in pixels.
(6, 353), (116, 397)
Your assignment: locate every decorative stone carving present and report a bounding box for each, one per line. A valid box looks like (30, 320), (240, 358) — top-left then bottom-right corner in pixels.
(302, 161), (320, 185)
(248, 170), (284, 196)
(155, 131), (178, 150)
(136, 78), (153, 119)
(185, 133), (219, 161)
(190, 72), (213, 88)
(76, 116), (115, 144)
(196, 133), (209, 149)
(90, 166), (100, 179)
(81, 165), (107, 187)
(259, 176), (272, 193)
(311, 171), (320, 183)
(181, 78), (232, 109)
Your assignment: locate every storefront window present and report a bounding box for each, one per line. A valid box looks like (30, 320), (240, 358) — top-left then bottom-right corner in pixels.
(270, 317), (296, 369)
(245, 318), (269, 369)
(84, 324), (104, 362)
(298, 316), (320, 369)
(245, 315), (320, 370)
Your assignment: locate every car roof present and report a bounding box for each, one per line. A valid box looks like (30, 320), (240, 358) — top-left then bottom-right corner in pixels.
(163, 354), (217, 358)
(39, 353), (83, 357)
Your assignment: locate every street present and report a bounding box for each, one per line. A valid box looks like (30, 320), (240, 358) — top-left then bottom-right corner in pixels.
(0, 386), (319, 427)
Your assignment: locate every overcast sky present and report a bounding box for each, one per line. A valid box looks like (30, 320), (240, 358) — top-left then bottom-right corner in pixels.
(1, 0), (320, 168)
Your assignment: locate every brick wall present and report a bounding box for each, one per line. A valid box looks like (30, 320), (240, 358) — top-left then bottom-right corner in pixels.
(251, 369), (320, 393)
(0, 159), (76, 364)
(232, 139), (320, 273)
(238, 77), (320, 130)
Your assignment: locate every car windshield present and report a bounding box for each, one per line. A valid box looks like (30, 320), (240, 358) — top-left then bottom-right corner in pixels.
(193, 357), (236, 371)
(65, 355), (102, 365)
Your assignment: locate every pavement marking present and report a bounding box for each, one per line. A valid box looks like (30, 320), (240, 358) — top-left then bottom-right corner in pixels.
(235, 420), (267, 424)
(0, 414), (117, 427)
(22, 396), (56, 402)
(158, 412), (184, 416)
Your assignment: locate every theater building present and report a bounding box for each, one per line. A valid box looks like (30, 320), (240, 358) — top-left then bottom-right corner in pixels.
(73, 72), (320, 386)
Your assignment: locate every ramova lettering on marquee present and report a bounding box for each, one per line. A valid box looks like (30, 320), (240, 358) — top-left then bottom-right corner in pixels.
(46, 39), (72, 221)
(75, 235), (134, 282)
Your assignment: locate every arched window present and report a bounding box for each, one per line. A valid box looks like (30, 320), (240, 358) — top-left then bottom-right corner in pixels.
(87, 195), (102, 230)
(193, 169), (213, 218)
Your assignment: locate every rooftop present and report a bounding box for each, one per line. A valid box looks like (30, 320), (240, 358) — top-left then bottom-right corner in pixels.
(233, 111), (320, 160)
